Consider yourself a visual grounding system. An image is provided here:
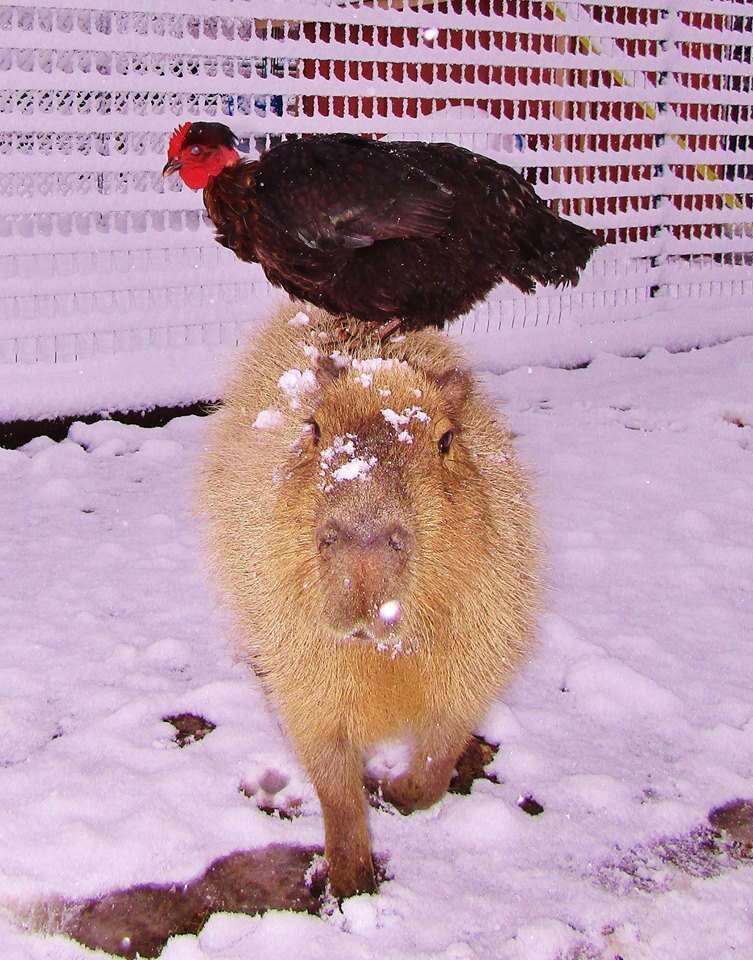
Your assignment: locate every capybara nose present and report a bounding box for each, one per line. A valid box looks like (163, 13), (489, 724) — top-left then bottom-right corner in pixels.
(317, 520), (413, 560)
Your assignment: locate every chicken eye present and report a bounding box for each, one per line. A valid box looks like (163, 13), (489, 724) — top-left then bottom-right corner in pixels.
(190, 145), (201, 155)
(306, 419), (321, 446)
(438, 430), (454, 455)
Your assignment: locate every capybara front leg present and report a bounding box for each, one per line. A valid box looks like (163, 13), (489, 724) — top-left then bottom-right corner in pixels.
(308, 738), (376, 899)
(380, 731), (470, 815)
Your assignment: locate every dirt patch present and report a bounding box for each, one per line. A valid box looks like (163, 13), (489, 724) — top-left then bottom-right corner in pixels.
(0, 403), (212, 450)
(708, 797), (753, 846)
(448, 734), (500, 795)
(517, 794), (545, 816)
(20, 734), (538, 956)
(553, 800), (753, 960)
(595, 797), (753, 895)
(163, 713), (216, 747)
(28, 845), (324, 959)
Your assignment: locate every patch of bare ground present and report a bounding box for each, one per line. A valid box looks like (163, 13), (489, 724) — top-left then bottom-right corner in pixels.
(25, 756), (748, 960)
(448, 736), (547, 813)
(25, 845), (324, 959)
(162, 713), (216, 747)
(595, 797), (753, 896)
(449, 734), (500, 795)
(708, 797), (753, 845)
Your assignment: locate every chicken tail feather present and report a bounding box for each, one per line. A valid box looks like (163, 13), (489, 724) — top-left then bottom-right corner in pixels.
(503, 207), (604, 293)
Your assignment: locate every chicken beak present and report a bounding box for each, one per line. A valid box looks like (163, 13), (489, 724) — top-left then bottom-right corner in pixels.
(162, 158), (182, 177)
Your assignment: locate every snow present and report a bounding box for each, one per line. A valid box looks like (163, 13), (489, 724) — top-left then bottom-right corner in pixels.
(1, 276), (750, 431)
(319, 434), (377, 489)
(252, 408), (284, 430)
(277, 367), (318, 410)
(289, 312), (311, 328)
(1, 331), (753, 958)
(351, 359), (408, 375)
(456, 304), (753, 378)
(378, 600), (401, 625)
(381, 406), (431, 444)
(350, 359), (410, 394)
(331, 457), (376, 484)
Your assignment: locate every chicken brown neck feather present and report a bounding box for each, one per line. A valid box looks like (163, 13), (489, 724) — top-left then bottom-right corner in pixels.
(203, 162), (260, 263)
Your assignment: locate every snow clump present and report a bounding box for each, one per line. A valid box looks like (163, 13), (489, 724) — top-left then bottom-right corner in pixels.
(378, 600), (401, 624)
(351, 358), (408, 375)
(277, 368), (317, 410)
(319, 435), (377, 492)
(381, 406), (431, 444)
(288, 311), (310, 326)
(252, 408), (284, 430)
(332, 458), (377, 483)
(329, 351), (351, 369)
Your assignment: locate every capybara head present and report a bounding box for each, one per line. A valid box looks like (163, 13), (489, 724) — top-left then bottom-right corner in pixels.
(274, 355), (485, 651)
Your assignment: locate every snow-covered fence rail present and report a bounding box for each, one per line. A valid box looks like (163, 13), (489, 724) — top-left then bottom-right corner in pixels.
(0, 0), (751, 419)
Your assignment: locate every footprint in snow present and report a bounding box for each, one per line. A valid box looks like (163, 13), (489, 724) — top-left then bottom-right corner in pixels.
(240, 768), (304, 820)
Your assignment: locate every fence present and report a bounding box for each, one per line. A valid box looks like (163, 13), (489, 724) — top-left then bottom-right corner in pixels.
(0, 0), (752, 417)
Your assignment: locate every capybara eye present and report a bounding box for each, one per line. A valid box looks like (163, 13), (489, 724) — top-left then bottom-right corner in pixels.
(388, 532), (405, 552)
(317, 523), (340, 552)
(438, 430), (454, 455)
(306, 419), (321, 446)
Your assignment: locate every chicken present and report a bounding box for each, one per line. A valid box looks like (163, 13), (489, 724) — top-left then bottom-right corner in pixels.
(163, 122), (603, 333)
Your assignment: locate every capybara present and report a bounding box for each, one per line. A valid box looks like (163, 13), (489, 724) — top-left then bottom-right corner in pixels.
(199, 303), (538, 898)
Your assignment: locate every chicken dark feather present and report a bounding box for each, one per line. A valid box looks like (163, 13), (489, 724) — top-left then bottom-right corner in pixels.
(202, 132), (603, 330)
(183, 122), (238, 151)
(253, 134), (454, 254)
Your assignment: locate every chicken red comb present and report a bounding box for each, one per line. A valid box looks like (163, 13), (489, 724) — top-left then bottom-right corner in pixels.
(167, 122), (191, 159)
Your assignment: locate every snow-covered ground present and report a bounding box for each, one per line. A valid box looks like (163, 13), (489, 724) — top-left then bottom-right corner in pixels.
(1, 331), (752, 959)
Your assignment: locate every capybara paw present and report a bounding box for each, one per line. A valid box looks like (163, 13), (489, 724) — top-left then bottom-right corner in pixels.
(374, 775), (445, 816)
(326, 855), (378, 900)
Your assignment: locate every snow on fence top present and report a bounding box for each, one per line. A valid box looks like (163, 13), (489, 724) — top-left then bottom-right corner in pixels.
(0, 0), (751, 416)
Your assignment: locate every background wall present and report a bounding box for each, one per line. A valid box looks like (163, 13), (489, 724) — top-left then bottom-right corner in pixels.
(0, 0), (751, 420)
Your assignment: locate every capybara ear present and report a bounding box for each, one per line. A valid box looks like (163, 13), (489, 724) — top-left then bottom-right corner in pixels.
(433, 366), (472, 419)
(314, 353), (347, 389)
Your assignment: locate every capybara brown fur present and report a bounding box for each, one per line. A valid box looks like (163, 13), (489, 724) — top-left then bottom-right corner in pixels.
(199, 302), (537, 898)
